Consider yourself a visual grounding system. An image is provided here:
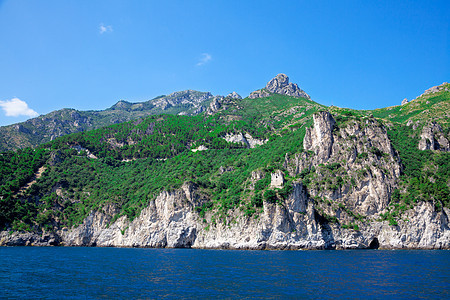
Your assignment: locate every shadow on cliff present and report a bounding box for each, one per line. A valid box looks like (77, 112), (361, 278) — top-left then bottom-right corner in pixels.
(314, 210), (336, 249)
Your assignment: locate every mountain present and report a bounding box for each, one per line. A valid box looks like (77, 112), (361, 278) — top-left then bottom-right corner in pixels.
(0, 90), (216, 151)
(0, 75), (449, 249)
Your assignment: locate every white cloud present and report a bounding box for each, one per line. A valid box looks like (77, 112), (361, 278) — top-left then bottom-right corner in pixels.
(99, 23), (113, 34)
(196, 53), (212, 66)
(0, 98), (39, 118)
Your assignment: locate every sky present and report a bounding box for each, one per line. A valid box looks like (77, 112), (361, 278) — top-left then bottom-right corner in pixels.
(0, 0), (448, 126)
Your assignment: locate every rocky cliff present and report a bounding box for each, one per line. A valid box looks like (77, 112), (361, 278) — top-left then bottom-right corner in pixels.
(2, 112), (448, 249)
(289, 111), (402, 216)
(2, 181), (448, 250)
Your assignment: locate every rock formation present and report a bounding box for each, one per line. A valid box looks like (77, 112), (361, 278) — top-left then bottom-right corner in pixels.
(205, 92), (243, 116)
(223, 132), (267, 148)
(287, 112), (402, 217)
(249, 89), (270, 99)
(249, 74), (310, 99)
(303, 111), (336, 161)
(418, 122), (450, 151)
(205, 96), (224, 115)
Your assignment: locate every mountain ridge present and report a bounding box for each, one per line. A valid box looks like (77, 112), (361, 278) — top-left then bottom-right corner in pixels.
(1, 75), (448, 152)
(0, 90), (215, 151)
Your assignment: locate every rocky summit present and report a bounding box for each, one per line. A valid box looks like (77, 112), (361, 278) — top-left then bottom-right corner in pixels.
(249, 73), (310, 99)
(0, 77), (449, 250)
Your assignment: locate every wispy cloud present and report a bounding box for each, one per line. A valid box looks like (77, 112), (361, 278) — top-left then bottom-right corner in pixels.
(196, 53), (212, 66)
(99, 23), (113, 34)
(0, 98), (39, 118)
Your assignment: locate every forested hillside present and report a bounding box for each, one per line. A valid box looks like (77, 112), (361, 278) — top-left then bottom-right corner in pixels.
(0, 77), (449, 249)
(0, 92), (324, 230)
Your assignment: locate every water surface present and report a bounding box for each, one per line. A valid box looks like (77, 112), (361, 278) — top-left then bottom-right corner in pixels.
(0, 247), (448, 299)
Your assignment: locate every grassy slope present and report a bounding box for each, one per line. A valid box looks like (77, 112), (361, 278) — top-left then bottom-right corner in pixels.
(370, 83), (450, 127)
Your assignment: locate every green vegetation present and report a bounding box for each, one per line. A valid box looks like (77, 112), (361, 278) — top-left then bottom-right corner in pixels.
(386, 125), (450, 212)
(0, 86), (448, 234)
(0, 148), (48, 192)
(0, 148), (49, 230)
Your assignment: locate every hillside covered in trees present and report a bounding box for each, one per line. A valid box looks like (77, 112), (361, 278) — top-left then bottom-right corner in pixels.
(0, 76), (449, 249)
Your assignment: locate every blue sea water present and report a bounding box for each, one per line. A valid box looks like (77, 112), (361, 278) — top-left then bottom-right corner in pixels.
(0, 247), (449, 299)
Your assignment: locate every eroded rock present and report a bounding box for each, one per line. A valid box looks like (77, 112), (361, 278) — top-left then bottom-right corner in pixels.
(223, 132), (267, 148)
(418, 122), (450, 151)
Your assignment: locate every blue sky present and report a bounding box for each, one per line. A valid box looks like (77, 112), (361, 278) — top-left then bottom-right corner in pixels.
(0, 0), (448, 126)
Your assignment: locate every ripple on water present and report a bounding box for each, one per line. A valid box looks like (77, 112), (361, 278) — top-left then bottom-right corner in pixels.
(0, 247), (448, 299)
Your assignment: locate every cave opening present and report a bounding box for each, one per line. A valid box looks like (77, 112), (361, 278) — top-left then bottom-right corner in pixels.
(368, 238), (379, 249)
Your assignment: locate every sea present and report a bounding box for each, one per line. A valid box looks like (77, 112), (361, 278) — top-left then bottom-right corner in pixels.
(0, 247), (448, 299)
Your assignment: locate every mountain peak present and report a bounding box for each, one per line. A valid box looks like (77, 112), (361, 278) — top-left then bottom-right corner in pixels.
(227, 92), (242, 99)
(266, 73), (290, 92)
(249, 74), (310, 99)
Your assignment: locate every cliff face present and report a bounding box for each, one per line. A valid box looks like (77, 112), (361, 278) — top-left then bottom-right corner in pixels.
(61, 184), (202, 248)
(418, 122), (450, 151)
(58, 181), (326, 249)
(289, 111), (401, 217)
(2, 112), (448, 249)
(1, 182), (448, 249)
